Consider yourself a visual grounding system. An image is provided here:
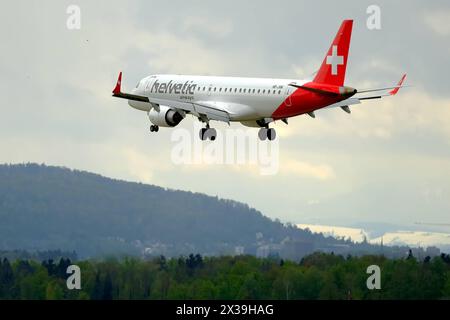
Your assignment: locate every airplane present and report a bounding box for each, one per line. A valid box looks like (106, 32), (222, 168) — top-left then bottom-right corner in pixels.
(112, 19), (406, 141)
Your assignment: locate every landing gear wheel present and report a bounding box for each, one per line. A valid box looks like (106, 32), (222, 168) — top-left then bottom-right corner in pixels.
(258, 128), (268, 141)
(209, 128), (217, 141)
(258, 128), (276, 141)
(199, 128), (217, 141)
(199, 128), (207, 140)
(267, 128), (276, 141)
(150, 125), (159, 133)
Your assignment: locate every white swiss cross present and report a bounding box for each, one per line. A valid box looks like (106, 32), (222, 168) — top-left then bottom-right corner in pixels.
(326, 45), (344, 76)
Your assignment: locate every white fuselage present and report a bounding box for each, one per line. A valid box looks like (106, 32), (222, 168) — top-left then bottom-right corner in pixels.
(129, 74), (308, 121)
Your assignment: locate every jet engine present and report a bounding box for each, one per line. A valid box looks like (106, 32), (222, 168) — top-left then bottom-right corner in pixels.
(148, 105), (184, 127)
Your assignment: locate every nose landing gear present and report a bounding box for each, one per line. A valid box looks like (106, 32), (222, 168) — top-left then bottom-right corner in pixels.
(150, 125), (159, 132)
(199, 124), (217, 141)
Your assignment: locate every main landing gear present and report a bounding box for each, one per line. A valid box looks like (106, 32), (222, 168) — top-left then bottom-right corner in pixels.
(199, 124), (217, 141)
(258, 127), (276, 141)
(150, 125), (159, 132)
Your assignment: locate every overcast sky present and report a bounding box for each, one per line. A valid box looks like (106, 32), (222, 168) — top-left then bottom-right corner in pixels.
(1, 0), (450, 228)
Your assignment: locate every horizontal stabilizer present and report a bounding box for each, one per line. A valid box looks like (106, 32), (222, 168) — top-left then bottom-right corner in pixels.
(356, 74), (407, 100)
(357, 74), (407, 94)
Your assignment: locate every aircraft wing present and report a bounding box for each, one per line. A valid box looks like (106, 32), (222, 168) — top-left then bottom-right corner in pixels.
(112, 72), (231, 123)
(149, 98), (231, 123)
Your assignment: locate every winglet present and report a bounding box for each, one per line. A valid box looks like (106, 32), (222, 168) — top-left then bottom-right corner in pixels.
(389, 74), (407, 96)
(112, 72), (122, 95)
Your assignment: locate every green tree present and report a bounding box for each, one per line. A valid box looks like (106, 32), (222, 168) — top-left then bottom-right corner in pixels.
(103, 273), (113, 300)
(46, 280), (64, 300)
(91, 272), (103, 300)
(17, 267), (50, 300)
(151, 271), (170, 299)
(443, 270), (450, 299)
(0, 258), (14, 298)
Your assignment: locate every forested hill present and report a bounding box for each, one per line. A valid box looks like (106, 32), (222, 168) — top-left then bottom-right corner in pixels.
(0, 164), (349, 258)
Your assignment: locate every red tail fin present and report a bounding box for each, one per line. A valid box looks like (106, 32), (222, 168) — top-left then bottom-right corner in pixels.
(313, 20), (353, 86)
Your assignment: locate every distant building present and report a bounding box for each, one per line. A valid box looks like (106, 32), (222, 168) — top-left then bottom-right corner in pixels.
(234, 246), (245, 256)
(256, 244), (282, 258)
(425, 246), (441, 257)
(256, 245), (270, 258)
